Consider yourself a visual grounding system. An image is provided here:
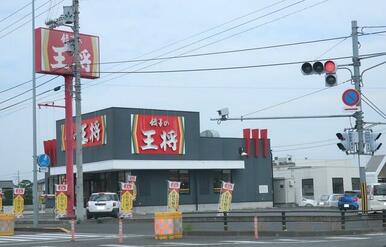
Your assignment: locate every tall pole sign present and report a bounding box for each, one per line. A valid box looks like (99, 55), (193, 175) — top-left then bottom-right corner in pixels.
(35, 22), (99, 218)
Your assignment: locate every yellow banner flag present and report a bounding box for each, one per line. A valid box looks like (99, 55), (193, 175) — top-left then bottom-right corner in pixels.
(13, 195), (24, 217)
(55, 192), (67, 217)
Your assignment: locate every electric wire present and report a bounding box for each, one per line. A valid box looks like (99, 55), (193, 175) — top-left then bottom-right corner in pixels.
(96, 55), (360, 75)
(242, 78), (352, 117)
(0, 86), (62, 112)
(0, 76), (60, 105)
(361, 94), (386, 120)
(272, 142), (335, 152)
(0, 74), (47, 94)
(272, 138), (336, 148)
(0, 0), (65, 40)
(84, 0), (323, 89)
(86, 0), (294, 84)
(0, 0), (51, 35)
(0, 1), (31, 24)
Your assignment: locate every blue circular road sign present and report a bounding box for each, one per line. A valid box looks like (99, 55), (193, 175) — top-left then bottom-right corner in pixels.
(37, 154), (51, 167)
(342, 89), (360, 107)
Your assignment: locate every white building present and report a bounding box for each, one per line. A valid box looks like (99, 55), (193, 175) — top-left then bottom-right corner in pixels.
(273, 157), (360, 206)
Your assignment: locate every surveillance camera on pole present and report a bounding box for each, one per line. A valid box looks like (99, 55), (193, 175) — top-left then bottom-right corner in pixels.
(217, 108), (229, 121)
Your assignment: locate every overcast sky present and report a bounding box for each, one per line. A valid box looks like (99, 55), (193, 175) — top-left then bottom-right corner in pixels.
(0, 0), (385, 182)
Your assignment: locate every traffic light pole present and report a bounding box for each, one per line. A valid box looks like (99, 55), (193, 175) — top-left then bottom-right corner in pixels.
(351, 20), (368, 213)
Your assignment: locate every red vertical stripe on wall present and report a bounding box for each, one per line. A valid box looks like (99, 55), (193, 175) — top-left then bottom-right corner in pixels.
(243, 128), (251, 156)
(260, 129), (268, 158)
(252, 129), (259, 157)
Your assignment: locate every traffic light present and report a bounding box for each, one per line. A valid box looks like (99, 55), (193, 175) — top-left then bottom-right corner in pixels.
(301, 60), (338, 87)
(336, 132), (349, 153)
(336, 130), (356, 154)
(364, 130), (382, 154)
(324, 60), (337, 87)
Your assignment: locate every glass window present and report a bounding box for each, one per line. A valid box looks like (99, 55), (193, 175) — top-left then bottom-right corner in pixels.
(213, 170), (232, 193)
(332, 178), (344, 194)
(169, 170), (190, 194)
(351, 178), (360, 191)
(199, 175), (210, 195)
(302, 179), (314, 199)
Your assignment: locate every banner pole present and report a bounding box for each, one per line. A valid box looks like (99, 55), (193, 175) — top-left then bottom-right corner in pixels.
(118, 218), (123, 244)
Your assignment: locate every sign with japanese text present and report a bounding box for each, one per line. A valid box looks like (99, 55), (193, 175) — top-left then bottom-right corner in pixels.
(127, 175), (137, 200)
(35, 27), (100, 79)
(131, 114), (185, 155)
(218, 182), (234, 213)
(167, 181), (181, 211)
(61, 115), (107, 151)
(13, 188), (25, 218)
(55, 184), (68, 218)
(120, 182), (134, 218)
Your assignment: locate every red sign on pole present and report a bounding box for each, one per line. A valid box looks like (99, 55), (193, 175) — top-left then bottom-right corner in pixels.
(131, 114), (185, 155)
(61, 115), (107, 150)
(35, 27), (100, 79)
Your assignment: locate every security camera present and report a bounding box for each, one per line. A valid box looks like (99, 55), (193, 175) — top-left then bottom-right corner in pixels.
(217, 107), (229, 120)
(239, 147), (248, 157)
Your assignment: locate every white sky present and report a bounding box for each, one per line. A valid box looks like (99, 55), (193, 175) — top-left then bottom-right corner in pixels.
(0, 0), (385, 182)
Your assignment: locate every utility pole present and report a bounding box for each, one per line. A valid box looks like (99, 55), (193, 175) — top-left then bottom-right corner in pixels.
(73, 0), (85, 220)
(351, 20), (368, 212)
(31, 0), (39, 227)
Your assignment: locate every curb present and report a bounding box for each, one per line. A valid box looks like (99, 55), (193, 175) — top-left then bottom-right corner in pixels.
(184, 229), (386, 237)
(15, 227), (69, 233)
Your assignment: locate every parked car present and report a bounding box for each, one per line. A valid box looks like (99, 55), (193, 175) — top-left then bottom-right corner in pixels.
(86, 192), (120, 219)
(299, 197), (317, 207)
(318, 194), (343, 207)
(338, 191), (360, 210)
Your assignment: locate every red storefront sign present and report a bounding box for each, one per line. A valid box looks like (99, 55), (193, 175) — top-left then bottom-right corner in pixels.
(131, 114), (185, 155)
(61, 115), (107, 150)
(35, 27), (100, 79)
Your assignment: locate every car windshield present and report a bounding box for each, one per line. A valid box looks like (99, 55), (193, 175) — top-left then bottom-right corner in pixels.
(89, 194), (118, 201)
(373, 184), (386, 196)
(344, 191), (360, 198)
(320, 195), (329, 201)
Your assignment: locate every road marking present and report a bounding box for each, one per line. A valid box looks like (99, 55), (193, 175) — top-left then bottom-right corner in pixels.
(326, 236), (369, 240)
(363, 232), (386, 236)
(278, 239), (302, 242)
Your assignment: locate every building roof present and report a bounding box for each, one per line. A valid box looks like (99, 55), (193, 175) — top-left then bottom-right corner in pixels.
(0, 180), (15, 189)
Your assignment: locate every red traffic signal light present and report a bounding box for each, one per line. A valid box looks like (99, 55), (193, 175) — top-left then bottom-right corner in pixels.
(324, 60), (336, 73)
(324, 60), (337, 87)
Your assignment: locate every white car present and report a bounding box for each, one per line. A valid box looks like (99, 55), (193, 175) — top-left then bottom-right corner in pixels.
(86, 192), (120, 219)
(299, 197), (317, 207)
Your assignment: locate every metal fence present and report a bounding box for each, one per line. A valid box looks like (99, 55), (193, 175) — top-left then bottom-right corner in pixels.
(181, 209), (386, 233)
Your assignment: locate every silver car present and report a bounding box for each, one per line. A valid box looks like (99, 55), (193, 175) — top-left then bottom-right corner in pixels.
(318, 194), (342, 207)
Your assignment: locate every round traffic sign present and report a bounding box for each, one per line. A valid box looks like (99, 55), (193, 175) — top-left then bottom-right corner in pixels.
(342, 89), (360, 107)
(37, 154), (51, 167)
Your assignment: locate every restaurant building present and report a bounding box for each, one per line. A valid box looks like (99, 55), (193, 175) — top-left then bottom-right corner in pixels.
(48, 107), (273, 212)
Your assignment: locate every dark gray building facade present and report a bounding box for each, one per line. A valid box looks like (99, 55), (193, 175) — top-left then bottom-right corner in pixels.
(50, 107), (273, 211)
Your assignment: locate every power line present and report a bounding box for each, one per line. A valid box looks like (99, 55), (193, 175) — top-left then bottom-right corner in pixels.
(272, 138), (336, 148)
(0, 76), (60, 105)
(0, 0), (64, 41)
(0, 74), (47, 94)
(242, 78), (352, 117)
(97, 55), (360, 75)
(101, 35), (351, 65)
(84, 0), (322, 89)
(0, 1), (31, 24)
(272, 142), (335, 152)
(0, 85), (61, 112)
(361, 94), (386, 120)
(0, 0), (51, 35)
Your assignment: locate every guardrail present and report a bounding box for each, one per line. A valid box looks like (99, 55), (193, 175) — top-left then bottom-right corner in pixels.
(181, 209), (386, 233)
